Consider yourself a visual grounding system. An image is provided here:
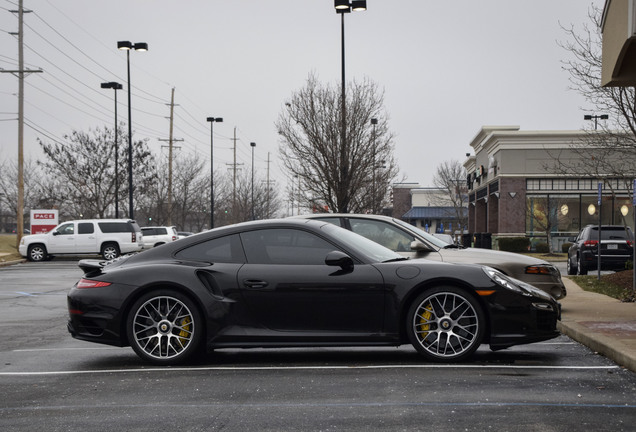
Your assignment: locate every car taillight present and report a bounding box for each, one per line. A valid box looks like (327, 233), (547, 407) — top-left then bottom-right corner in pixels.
(525, 265), (553, 275)
(628, 240), (633, 247)
(583, 240), (598, 247)
(132, 232), (137, 243)
(77, 279), (112, 289)
(172, 235), (177, 241)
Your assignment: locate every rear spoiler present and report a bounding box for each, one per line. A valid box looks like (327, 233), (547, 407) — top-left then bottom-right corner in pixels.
(78, 259), (106, 276)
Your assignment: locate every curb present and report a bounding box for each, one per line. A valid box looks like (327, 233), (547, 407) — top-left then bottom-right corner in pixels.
(0, 259), (25, 267)
(558, 321), (636, 373)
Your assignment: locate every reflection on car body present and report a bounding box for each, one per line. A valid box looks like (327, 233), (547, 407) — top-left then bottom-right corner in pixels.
(293, 214), (566, 299)
(68, 219), (560, 366)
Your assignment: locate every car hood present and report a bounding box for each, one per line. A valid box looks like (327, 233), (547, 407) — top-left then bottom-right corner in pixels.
(437, 247), (549, 266)
(21, 233), (48, 242)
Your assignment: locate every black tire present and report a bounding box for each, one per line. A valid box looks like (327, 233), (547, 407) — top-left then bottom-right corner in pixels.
(577, 255), (588, 275)
(407, 286), (485, 362)
(566, 255), (576, 275)
(101, 243), (120, 260)
(126, 289), (203, 365)
(27, 244), (47, 262)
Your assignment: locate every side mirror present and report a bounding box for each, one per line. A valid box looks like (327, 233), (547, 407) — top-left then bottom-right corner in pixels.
(325, 251), (354, 270)
(52, 231), (60, 236)
(411, 240), (433, 252)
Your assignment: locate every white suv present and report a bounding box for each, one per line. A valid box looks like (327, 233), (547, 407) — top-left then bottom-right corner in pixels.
(140, 226), (178, 249)
(19, 219), (144, 261)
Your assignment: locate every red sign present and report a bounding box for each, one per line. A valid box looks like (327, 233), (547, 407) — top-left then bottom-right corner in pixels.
(30, 209), (58, 234)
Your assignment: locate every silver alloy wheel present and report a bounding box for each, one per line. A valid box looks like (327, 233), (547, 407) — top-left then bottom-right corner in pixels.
(101, 244), (119, 260)
(131, 295), (195, 361)
(28, 245), (46, 262)
(411, 291), (480, 359)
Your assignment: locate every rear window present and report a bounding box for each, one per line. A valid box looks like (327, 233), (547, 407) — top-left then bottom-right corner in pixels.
(99, 222), (134, 233)
(589, 227), (633, 241)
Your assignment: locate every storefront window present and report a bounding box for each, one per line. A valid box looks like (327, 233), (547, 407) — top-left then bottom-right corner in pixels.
(526, 195), (580, 237)
(614, 197), (635, 230)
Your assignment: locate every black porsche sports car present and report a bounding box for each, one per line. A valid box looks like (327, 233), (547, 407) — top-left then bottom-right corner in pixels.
(68, 219), (560, 365)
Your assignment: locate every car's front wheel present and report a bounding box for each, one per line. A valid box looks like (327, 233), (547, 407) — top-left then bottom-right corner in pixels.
(27, 244), (47, 262)
(407, 287), (485, 362)
(126, 290), (203, 365)
(101, 243), (120, 260)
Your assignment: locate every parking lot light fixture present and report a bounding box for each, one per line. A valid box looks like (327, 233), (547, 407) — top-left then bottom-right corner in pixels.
(206, 117), (223, 229)
(101, 81), (123, 218)
(118, 40), (148, 219)
(333, 1), (368, 213)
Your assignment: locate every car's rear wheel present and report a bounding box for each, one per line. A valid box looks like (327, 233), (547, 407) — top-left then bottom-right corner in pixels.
(567, 255), (576, 275)
(577, 255), (588, 275)
(27, 244), (47, 262)
(101, 243), (120, 260)
(127, 290), (203, 365)
(407, 286), (484, 362)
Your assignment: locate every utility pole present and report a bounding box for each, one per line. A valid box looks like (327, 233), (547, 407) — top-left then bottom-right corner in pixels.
(158, 88), (182, 225)
(266, 152), (272, 218)
(2, 0), (42, 247)
(226, 127), (242, 222)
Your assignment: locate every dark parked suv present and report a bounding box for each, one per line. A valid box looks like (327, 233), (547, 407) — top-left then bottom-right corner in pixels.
(567, 225), (634, 275)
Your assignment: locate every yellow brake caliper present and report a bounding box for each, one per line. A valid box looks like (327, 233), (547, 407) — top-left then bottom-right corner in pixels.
(418, 303), (433, 340)
(179, 317), (192, 345)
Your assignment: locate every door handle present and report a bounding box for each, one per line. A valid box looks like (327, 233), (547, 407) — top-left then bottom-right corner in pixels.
(243, 279), (269, 289)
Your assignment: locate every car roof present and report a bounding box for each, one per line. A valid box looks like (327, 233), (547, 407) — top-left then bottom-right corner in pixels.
(290, 213), (399, 222)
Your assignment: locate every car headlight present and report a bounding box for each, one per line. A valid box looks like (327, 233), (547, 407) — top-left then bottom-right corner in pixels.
(483, 267), (552, 301)
(483, 267), (531, 296)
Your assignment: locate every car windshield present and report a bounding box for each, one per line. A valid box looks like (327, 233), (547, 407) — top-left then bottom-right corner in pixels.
(392, 218), (450, 248)
(589, 227), (634, 241)
(320, 223), (404, 263)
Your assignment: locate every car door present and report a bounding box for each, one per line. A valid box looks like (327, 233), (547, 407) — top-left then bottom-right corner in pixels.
(47, 222), (76, 253)
(237, 228), (385, 334)
(74, 222), (98, 253)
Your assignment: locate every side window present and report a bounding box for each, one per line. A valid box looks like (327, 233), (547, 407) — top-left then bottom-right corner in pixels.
(57, 223), (74, 235)
(157, 228), (167, 235)
(240, 229), (337, 265)
(78, 223), (94, 234)
(175, 234), (245, 263)
(99, 222), (133, 233)
(349, 219), (415, 252)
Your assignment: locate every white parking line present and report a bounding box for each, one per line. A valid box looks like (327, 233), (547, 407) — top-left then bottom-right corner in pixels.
(0, 364), (620, 376)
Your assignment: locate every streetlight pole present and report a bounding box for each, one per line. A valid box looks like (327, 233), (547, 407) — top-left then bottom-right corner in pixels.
(117, 41), (148, 220)
(584, 114), (609, 130)
(101, 82), (123, 218)
(206, 117), (223, 229)
(334, 0), (367, 213)
(250, 142), (256, 220)
(371, 117), (377, 213)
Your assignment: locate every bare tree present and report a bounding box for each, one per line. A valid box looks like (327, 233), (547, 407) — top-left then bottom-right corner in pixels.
(0, 158), (46, 231)
(37, 125), (157, 219)
(432, 160), (468, 231)
(277, 74), (399, 214)
(555, 5), (636, 180)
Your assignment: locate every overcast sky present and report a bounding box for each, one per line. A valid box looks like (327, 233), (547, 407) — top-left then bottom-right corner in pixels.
(1, 0), (599, 197)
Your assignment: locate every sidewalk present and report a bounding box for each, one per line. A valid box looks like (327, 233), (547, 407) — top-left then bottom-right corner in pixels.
(559, 277), (636, 372)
